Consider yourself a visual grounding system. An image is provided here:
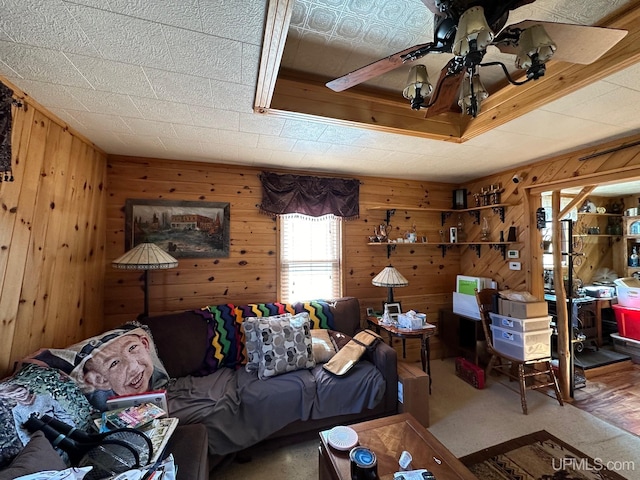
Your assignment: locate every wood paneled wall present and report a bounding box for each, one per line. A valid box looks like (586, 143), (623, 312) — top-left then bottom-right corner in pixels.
(105, 157), (458, 360)
(6, 71), (640, 377)
(0, 80), (108, 378)
(459, 132), (640, 295)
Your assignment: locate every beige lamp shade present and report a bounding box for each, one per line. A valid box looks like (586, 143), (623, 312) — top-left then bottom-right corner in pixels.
(112, 242), (178, 318)
(112, 242), (178, 270)
(372, 266), (408, 304)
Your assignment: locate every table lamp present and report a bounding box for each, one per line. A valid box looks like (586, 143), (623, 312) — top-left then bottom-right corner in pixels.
(372, 265), (409, 305)
(112, 242), (178, 319)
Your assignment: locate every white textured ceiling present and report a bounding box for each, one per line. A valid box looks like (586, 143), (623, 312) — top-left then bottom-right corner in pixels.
(1, 0), (640, 183)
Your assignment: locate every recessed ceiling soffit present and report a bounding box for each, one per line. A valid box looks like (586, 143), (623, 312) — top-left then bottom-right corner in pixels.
(255, 0), (640, 143)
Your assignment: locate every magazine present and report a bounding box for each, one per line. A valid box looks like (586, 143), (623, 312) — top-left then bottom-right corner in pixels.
(104, 402), (167, 430)
(106, 389), (168, 413)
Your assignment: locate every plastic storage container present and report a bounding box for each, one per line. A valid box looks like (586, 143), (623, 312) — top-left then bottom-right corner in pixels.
(610, 333), (640, 363)
(615, 286), (640, 309)
(490, 325), (552, 361)
(611, 304), (640, 341)
(489, 313), (551, 333)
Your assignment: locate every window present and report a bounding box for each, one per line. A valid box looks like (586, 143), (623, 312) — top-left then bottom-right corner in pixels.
(279, 213), (342, 302)
(541, 194), (575, 268)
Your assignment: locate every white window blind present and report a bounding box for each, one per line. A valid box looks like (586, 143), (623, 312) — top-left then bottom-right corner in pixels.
(279, 213), (342, 303)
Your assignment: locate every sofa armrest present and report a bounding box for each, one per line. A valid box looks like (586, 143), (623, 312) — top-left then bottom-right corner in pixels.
(164, 424), (209, 480)
(363, 340), (398, 412)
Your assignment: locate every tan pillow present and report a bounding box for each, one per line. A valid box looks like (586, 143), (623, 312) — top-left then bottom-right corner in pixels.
(311, 329), (338, 363)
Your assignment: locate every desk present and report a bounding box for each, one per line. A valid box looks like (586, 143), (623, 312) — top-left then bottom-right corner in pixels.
(318, 413), (477, 480)
(438, 309), (486, 366)
(544, 294), (614, 347)
(367, 316), (435, 393)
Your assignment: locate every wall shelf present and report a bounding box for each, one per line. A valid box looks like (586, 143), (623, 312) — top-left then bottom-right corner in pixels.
(437, 242), (510, 259)
(368, 204), (513, 259)
(440, 203), (509, 225)
(368, 241), (512, 259)
(367, 204), (509, 225)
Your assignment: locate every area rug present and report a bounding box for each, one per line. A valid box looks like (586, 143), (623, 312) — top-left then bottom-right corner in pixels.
(459, 430), (628, 480)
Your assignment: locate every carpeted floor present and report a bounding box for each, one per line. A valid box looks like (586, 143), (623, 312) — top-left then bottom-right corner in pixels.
(212, 358), (640, 480)
(460, 430), (628, 480)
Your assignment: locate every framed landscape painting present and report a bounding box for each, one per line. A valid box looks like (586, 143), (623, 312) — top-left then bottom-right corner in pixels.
(125, 199), (230, 258)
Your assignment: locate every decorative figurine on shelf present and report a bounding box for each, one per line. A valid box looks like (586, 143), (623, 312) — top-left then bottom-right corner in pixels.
(375, 224), (390, 243)
(480, 216), (491, 241)
(456, 215), (467, 242)
(473, 193), (482, 207)
(629, 245), (639, 268)
(610, 199), (623, 214)
(405, 223), (418, 243)
(481, 187), (491, 206)
(489, 183), (504, 205)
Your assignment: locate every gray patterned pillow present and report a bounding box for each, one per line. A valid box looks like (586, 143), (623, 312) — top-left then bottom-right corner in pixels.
(255, 312), (315, 380)
(243, 313), (292, 373)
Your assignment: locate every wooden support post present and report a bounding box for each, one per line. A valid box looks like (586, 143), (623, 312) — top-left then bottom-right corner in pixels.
(552, 191), (571, 400)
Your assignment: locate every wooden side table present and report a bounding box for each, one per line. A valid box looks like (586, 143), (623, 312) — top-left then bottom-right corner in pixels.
(318, 413), (477, 480)
(367, 316), (436, 393)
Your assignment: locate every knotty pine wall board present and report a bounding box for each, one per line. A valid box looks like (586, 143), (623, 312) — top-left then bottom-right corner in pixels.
(105, 156), (457, 344)
(0, 91), (107, 378)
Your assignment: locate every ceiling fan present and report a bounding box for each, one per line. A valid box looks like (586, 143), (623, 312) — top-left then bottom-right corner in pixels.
(325, 0), (627, 118)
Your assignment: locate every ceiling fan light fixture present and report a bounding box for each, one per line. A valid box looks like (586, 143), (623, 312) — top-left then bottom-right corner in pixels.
(403, 64), (432, 109)
(458, 72), (488, 117)
(452, 6), (495, 57)
(515, 24), (556, 69)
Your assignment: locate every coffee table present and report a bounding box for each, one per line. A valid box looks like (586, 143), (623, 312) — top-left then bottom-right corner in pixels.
(318, 413), (477, 480)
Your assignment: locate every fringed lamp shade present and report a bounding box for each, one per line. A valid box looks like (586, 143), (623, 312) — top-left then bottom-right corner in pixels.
(372, 266), (409, 303)
(112, 243), (178, 318)
(112, 243), (178, 270)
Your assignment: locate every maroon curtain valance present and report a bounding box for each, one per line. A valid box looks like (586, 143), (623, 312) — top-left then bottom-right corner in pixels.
(0, 81), (15, 183)
(258, 171), (359, 219)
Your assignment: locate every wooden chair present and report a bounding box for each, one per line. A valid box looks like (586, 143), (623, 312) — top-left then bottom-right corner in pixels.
(475, 288), (563, 414)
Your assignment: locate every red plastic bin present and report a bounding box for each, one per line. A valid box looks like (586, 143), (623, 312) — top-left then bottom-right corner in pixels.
(612, 304), (640, 341)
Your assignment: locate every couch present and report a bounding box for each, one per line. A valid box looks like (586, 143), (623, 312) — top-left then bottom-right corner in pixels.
(0, 297), (397, 479)
(143, 296), (398, 471)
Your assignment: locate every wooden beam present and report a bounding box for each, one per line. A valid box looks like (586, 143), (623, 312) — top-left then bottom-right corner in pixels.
(558, 186), (596, 219)
(254, 0), (295, 111)
(529, 164), (640, 195)
(258, 0), (640, 141)
(266, 70), (463, 141)
(552, 191), (571, 401)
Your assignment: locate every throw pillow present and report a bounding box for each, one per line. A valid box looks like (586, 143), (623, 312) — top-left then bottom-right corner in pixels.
(0, 363), (94, 468)
(0, 431), (67, 480)
(242, 313), (291, 373)
(237, 303), (294, 367)
(255, 312), (315, 380)
(22, 322), (169, 411)
(311, 329), (338, 363)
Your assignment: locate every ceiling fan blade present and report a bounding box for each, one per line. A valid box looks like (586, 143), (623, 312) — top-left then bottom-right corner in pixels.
(424, 59), (465, 118)
(495, 21), (627, 65)
(326, 43), (435, 92)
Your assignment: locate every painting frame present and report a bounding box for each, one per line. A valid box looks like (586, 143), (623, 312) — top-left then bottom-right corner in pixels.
(125, 199), (230, 258)
(384, 302), (402, 321)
